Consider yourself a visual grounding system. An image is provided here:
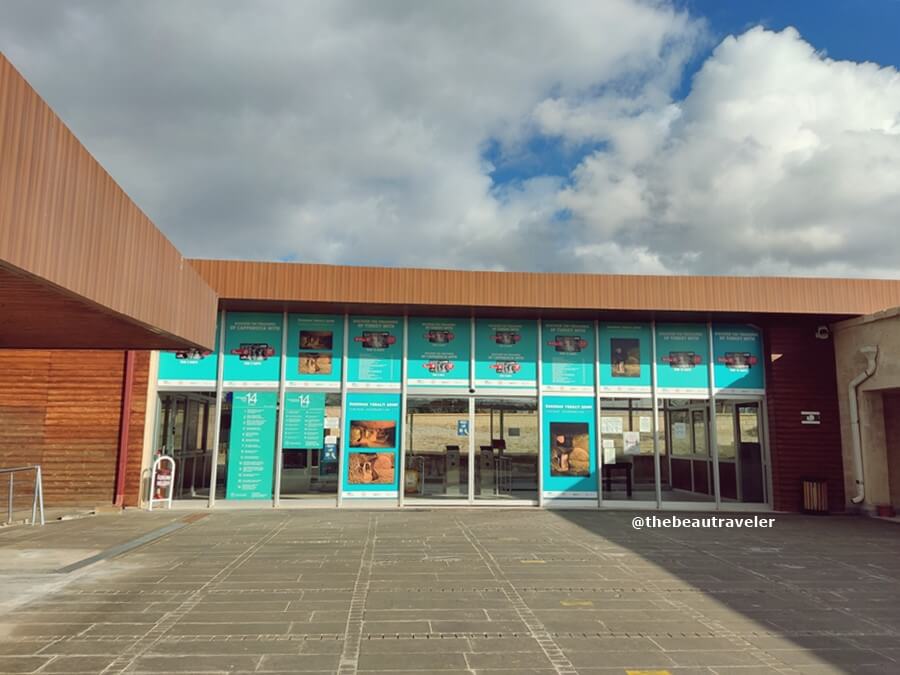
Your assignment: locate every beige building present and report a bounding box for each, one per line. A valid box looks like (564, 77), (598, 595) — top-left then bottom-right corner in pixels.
(834, 308), (900, 516)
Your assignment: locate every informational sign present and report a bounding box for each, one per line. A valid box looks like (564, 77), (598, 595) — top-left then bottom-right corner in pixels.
(407, 318), (470, 387)
(347, 316), (404, 387)
(598, 323), (652, 394)
(282, 392), (326, 449)
(623, 431), (641, 455)
(639, 416), (652, 433)
(474, 319), (537, 388)
(542, 396), (597, 498)
(226, 391), (277, 500)
(158, 315), (221, 388)
(801, 411), (821, 425)
(285, 314), (344, 388)
(655, 323), (710, 395)
(600, 416), (624, 434)
(542, 321), (594, 392)
(457, 419), (469, 436)
(342, 392), (401, 496)
(223, 312), (283, 386)
(602, 439), (617, 465)
(712, 325), (764, 394)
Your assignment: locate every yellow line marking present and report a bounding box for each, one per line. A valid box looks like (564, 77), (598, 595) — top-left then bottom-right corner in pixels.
(560, 600), (594, 607)
(519, 559), (546, 564)
(626, 671), (672, 675)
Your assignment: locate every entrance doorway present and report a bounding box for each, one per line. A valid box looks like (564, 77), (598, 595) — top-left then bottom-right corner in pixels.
(716, 400), (766, 503)
(403, 396), (538, 503)
(156, 392), (216, 500)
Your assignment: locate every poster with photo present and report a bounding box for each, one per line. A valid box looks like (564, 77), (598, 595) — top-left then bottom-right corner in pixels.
(598, 323), (652, 394)
(407, 317), (470, 387)
(342, 393), (400, 495)
(656, 323), (710, 395)
(286, 314), (344, 388)
(222, 312), (283, 385)
(712, 324), (764, 394)
(158, 314), (221, 388)
(542, 396), (597, 498)
(474, 319), (537, 388)
(542, 321), (594, 392)
(347, 317), (404, 387)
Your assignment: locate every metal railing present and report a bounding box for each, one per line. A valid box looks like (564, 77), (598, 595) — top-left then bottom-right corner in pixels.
(0, 465), (45, 526)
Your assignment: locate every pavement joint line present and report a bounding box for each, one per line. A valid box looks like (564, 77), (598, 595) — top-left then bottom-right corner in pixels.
(53, 521), (188, 574)
(337, 514), (376, 675)
(455, 518), (581, 675)
(96, 514), (293, 675)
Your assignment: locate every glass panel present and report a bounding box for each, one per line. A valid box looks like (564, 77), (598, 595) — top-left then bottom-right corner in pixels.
(474, 398), (537, 500)
(661, 399), (714, 502)
(405, 397), (469, 499)
(158, 393), (216, 501)
(735, 402), (766, 503)
(280, 393), (341, 499)
(600, 398), (656, 501)
(715, 402), (736, 460)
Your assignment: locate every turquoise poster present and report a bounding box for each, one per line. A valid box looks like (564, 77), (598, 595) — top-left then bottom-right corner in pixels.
(342, 393), (400, 496)
(713, 325), (764, 394)
(347, 316), (404, 387)
(226, 391), (276, 500)
(282, 392), (327, 449)
(407, 317), (470, 387)
(656, 323), (710, 394)
(542, 396), (597, 497)
(223, 312), (283, 385)
(474, 319), (537, 388)
(157, 314), (221, 388)
(598, 323), (652, 394)
(285, 314), (343, 388)
(542, 321), (594, 391)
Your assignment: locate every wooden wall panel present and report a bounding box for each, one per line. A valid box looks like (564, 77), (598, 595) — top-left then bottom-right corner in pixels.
(763, 317), (845, 512)
(0, 54), (217, 349)
(190, 259), (900, 317)
(0, 349), (151, 508)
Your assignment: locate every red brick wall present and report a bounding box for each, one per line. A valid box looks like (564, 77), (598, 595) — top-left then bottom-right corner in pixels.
(763, 318), (845, 512)
(0, 350), (150, 508)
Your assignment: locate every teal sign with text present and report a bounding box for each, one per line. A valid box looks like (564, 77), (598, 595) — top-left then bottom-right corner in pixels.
(226, 391), (276, 500)
(542, 321), (594, 391)
(347, 317), (404, 387)
(223, 312), (282, 385)
(474, 319), (537, 388)
(407, 317), (470, 387)
(598, 323), (652, 393)
(282, 392), (327, 449)
(285, 314), (343, 387)
(542, 396), (597, 497)
(342, 392), (400, 495)
(656, 323), (710, 394)
(712, 325), (764, 394)
(158, 315), (221, 387)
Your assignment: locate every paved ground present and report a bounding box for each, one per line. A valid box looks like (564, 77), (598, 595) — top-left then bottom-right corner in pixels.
(0, 509), (899, 675)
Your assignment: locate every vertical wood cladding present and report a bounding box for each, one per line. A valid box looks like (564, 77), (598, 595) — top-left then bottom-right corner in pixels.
(763, 318), (845, 512)
(0, 349), (149, 507)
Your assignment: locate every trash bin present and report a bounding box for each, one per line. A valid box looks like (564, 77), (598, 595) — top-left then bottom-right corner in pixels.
(802, 478), (829, 514)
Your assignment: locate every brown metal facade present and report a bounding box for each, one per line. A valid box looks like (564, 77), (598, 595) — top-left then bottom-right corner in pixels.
(0, 53), (217, 350)
(190, 259), (900, 317)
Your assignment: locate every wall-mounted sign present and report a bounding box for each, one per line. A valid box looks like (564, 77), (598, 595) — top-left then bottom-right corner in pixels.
(542, 321), (594, 392)
(157, 315), (221, 388)
(226, 391), (277, 500)
(801, 411), (821, 425)
(457, 419), (470, 436)
(282, 392), (326, 449)
(347, 317), (404, 387)
(222, 312), (283, 386)
(407, 318), (470, 387)
(285, 314), (343, 388)
(598, 323), (652, 394)
(712, 324), (764, 394)
(655, 323), (710, 396)
(342, 392), (401, 496)
(474, 319), (537, 388)
(542, 396), (597, 498)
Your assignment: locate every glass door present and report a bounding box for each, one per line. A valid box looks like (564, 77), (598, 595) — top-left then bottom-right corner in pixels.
(404, 397), (471, 501)
(474, 398), (538, 501)
(156, 393), (216, 500)
(715, 400), (766, 503)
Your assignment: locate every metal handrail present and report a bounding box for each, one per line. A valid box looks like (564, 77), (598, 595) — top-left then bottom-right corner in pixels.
(1, 465), (45, 526)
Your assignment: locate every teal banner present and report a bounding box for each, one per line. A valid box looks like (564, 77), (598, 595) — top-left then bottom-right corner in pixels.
(347, 316), (404, 387)
(474, 319), (537, 388)
(226, 391), (276, 499)
(223, 312), (282, 385)
(342, 392), (400, 495)
(712, 325), (764, 394)
(598, 323), (652, 394)
(656, 323), (710, 394)
(542, 396), (597, 497)
(158, 315), (220, 387)
(542, 321), (594, 391)
(282, 392), (327, 449)
(407, 317), (470, 387)
(286, 314), (343, 388)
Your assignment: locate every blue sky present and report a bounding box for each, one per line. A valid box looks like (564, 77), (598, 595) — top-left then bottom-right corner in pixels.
(2, 1), (899, 278)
